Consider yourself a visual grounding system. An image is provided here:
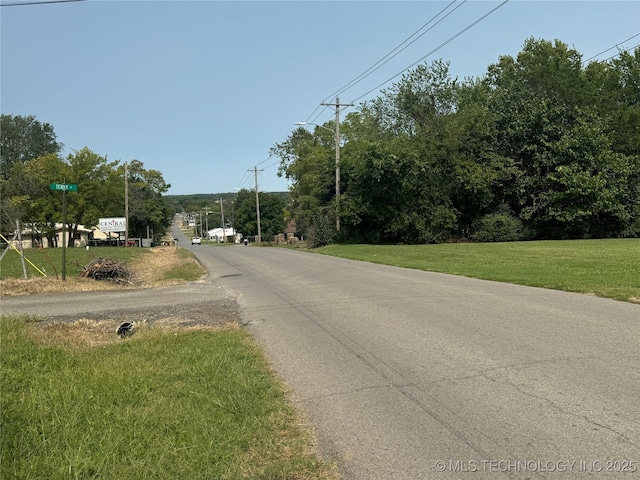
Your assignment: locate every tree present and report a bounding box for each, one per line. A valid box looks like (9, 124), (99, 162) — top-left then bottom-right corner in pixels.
(272, 126), (336, 240)
(272, 39), (640, 244)
(339, 60), (460, 243)
(233, 189), (286, 241)
(0, 114), (62, 180)
(3, 153), (68, 247)
(126, 159), (172, 242)
(484, 38), (639, 238)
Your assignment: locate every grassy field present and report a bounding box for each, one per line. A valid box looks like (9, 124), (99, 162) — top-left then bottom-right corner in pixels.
(0, 246), (150, 279)
(316, 239), (640, 303)
(0, 317), (338, 480)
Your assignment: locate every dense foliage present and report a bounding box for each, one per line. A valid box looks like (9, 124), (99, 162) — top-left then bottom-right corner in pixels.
(232, 189), (287, 240)
(0, 120), (172, 246)
(272, 39), (640, 243)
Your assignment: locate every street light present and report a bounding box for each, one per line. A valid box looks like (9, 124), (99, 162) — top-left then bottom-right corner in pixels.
(295, 120), (341, 231)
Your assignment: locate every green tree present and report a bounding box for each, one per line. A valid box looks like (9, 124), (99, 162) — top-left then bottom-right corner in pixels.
(3, 153), (68, 246)
(483, 38), (639, 238)
(272, 126), (336, 240)
(233, 189), (286, 241)
(126, 159), (172, 242)
(0, 114), (62, 180)
(340, 60), (460, 243)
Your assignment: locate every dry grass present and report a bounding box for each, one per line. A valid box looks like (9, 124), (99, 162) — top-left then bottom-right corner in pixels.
(0, 247), (205, 296)
(29, 317), (239, 351)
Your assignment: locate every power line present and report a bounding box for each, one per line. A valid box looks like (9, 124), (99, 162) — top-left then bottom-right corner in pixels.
(304, 1), (465, 126)
(301, 1), (463, 126)
(601, 43), (640, 63)
(0, 0), (85, 6)
(321, 0), (466, 104)
(582, 33), (640, 64)
(350, 0), (510, 104)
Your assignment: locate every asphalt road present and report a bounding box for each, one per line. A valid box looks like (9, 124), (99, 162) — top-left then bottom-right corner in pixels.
(178, 231), (639, 479)
(3, 229), (639, 479)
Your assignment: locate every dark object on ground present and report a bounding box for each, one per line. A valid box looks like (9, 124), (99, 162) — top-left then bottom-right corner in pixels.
(79, 257), (131, 282)
(116, 321), (134, 337)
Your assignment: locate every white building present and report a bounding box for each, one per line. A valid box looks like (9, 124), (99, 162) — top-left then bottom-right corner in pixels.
(207, 227), (239, 243)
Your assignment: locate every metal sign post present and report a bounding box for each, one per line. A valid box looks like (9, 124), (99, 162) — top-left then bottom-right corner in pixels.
(50, 183), (78, 281)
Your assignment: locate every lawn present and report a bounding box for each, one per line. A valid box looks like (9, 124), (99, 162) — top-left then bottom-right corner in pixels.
(0, 246), (146, 279)
(315, 239), (640, 303)
(0, 317), (338, 480)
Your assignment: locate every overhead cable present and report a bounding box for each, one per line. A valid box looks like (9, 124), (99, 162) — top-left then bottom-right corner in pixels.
(0, 0), (85, 6)
(601, 43), (640, 63)
(321, 0), (466, 104)
(350, 0), (510, 105)
(582, 32), (640, 64)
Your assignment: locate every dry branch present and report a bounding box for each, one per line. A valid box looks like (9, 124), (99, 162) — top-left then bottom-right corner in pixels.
(78, 257), (131, 283)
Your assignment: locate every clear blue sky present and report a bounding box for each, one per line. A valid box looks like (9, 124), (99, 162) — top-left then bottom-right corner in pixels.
(2, 0), (638, 195)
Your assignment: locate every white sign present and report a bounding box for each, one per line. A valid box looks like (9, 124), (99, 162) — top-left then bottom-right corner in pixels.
(99, 217), (127, 232)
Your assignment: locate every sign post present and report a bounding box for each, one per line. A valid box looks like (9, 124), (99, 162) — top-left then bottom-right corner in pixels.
(50, 183), (78, 281)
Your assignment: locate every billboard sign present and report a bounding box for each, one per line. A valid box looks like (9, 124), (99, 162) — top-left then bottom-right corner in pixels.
(99, 217), (127, 233)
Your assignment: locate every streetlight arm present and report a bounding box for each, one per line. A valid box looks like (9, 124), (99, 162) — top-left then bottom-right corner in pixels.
(294, 121), (334, 134)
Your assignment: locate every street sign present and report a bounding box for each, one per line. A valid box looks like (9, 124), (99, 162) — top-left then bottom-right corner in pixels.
(50, 183), (78, 192)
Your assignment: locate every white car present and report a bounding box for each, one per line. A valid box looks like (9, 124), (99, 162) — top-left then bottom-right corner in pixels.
(191, 237), (202, 245)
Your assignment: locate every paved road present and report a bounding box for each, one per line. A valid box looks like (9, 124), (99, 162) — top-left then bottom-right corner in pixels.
(3, 229), (639, 479)
(180, 233), (639, 479)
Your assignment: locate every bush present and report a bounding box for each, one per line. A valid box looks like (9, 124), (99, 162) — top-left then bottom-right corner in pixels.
(307, 213), (336, 248)
(471, 213), (523, 243)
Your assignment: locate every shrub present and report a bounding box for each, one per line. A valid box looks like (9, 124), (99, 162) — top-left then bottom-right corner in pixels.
(471, 213), (523, 243)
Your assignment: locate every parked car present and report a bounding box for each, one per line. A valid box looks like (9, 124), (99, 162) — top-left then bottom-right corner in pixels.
(191, 237), (202, 245)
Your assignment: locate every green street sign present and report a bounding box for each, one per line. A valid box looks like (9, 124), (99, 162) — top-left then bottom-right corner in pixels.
(50, 183), (78, 192)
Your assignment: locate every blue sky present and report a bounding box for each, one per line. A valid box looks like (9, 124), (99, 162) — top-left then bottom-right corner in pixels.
(2, 0), (639, 195)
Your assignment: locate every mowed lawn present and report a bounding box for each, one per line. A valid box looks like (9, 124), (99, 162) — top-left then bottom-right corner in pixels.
(0, 318), (339, 480)
(316, 239), (640, 303)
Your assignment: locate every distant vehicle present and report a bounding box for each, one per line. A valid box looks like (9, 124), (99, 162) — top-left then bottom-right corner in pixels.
(191, 237), (202, 245)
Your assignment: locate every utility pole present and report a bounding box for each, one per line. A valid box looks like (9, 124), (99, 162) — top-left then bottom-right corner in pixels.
(124, 162), (129, 247)
(203, 206), (210, 237)
(249, 166), (263, 243)
(219, 197), (225, 242)
(321, 96), (353, 232)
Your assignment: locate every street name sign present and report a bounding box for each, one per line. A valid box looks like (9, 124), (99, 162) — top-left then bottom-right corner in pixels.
(50, 183), (78, 192)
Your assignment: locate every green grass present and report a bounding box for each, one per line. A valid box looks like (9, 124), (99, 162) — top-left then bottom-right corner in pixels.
(0, 247), (146, 279)
(315, 239), (640, 303)
(0, 317), (337, 480)
(161, 248), (205, 282)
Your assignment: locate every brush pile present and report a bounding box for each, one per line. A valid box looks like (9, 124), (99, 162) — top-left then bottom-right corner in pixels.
(78, 257), (131, 283)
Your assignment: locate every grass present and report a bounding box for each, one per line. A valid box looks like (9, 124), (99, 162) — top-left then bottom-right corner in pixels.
(0, 246), (145, 280)
(315, 238), (640, 303)
(0, 317), (338, 480)
(160, 247), (205, 282)
(0, 246), (206, 295)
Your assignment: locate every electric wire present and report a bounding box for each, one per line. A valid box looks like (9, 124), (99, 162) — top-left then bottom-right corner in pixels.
(304, 0), (509, 126)
(305, 0), (464, 126)
(350, 0), (510, 105)
(600, 43), (640, 63)
(0, 0), (84, 6)
(321, 0), (465, 104)
(582, 32), (640, 64)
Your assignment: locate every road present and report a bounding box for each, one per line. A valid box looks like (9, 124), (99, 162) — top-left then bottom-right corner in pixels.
(3, 229), (639, 479)
(179, 231), (639, 479)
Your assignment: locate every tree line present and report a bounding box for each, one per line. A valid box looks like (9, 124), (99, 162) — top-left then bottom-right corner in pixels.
(0, 115), (172, 246)
(272, 38), (640, 245)
(165, 191), (289, 241)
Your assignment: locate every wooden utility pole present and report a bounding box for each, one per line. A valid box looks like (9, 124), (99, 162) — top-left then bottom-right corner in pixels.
(320, 96), (353, 232)
(249, 167), (263, 243)
(124, 162), (129, 247)
(219, 198), (225, 242)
